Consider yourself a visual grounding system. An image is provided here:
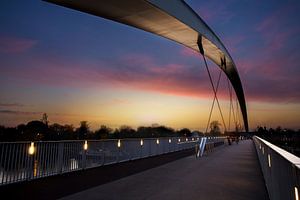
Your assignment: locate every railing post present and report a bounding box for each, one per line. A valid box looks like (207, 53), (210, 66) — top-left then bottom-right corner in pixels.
(101, 142), (105, 166)
(57, 142), (64, 174)
(140, 139), (143, 159)
(82, 151), (86, 169)
(117, 139), (121, 163)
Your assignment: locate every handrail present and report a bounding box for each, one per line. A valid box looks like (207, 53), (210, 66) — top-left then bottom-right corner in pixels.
(253, 136), (300, 200)
(255, 136), (300, 167)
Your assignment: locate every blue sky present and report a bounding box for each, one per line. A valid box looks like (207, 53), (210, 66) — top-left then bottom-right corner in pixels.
(1, 0), (300, 131)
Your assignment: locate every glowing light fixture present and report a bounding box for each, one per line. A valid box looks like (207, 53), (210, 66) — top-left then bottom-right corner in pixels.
(156, 139), (159, 144)
(140, 139), (143, 146)
(178, 138), (181, 142)
(185, 138), (188, 142)
(83, 140), (88, 150)
(295, 187), (299, 200)
(117, 139), (121, 148)
(168, 139), (171, 143)
(28, 142), (35, 155)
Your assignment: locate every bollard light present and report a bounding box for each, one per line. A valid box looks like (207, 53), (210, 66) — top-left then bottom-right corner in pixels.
(178, 138), (181, 142)
(168, 139), (171, 143)
(268, 154), (271, 167)
(295, 187), (299, 200)
(83, 140), (88, 150)
(28, 142), (35, 155)
(186, 138), (188, 142)
(156, 139), (159, 144)
(117, 139), (121, 148)
(140, 139), (143, 146)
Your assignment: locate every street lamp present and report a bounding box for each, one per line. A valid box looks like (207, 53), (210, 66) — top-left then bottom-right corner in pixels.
(28, 142), (35, 155)
(83, 140), (88, 150)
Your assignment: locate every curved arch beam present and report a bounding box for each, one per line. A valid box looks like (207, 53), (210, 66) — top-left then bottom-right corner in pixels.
(46, 0), (249, 132)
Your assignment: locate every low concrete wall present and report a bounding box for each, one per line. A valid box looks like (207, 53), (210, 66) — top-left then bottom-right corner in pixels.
(253, 136), (300, 200)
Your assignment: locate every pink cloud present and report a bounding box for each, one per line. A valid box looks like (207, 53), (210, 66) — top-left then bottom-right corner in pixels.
(180, 47), (200, 58)
(223, 35), (246, 54)
(1, 53), (220, 99)
(236, 53), (300, 103)
(0, 35), (37, 53)
(256, 5), (300, 52)
(2, 48), (300, 103)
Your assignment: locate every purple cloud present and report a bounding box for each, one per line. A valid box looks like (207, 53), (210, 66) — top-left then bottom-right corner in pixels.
(0, 35), (37, 54)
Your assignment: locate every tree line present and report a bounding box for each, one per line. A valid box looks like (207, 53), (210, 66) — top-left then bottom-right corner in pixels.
(255, 125), (300, 156)
(0, 114), (207, 142)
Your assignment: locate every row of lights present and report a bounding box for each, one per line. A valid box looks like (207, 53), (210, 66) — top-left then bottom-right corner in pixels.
(27, 137), (201, 155)
(258, 140), (299, 200)
(84, 138), (196, 150)
(259, 142), (270, 167)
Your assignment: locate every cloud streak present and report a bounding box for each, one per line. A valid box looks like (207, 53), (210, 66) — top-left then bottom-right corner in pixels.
(0, 103), (25, 107)
(2, 47), (300, 103)
(0, 35), (37, 53)
(0, 110), (41, 115)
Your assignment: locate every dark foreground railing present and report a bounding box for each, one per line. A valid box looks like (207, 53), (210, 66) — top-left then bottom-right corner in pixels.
(253, 136), (300, 200)
(0, 137), (225, 186)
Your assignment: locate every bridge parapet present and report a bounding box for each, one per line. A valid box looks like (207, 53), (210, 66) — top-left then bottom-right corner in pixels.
(0, 136), (225, 186)
(253, 136), (300, 200)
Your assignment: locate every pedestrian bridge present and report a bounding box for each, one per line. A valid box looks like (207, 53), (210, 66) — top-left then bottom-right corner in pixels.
(1, 1), (299, 199)
(60, 139), (268, 200)
(1, 137), (299, 200)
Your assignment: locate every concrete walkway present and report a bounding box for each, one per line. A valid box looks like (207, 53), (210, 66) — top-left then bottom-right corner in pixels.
(60, 140), (269, 200)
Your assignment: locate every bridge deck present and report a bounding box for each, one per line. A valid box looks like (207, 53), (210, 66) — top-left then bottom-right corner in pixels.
(60, 140), (269, 200)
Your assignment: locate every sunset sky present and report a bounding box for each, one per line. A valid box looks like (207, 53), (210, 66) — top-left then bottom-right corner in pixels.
(1, 0), (300, 131)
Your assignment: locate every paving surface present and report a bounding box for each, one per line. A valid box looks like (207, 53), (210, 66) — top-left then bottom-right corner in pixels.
(60, 140), (269, 200)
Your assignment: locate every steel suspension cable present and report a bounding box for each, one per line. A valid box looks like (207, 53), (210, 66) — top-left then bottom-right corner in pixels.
(201, 54), (227, 133)
(236, 97), (239, 130)
(205, 69), (222, 134)
(236, 98), (242, 131)
(227, 78), (233, 132)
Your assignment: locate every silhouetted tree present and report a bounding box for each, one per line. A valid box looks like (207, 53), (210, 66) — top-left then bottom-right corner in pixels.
(25, 120), (48, 140)
(95, 125), (112, 139)
(177, 128), (192, 137)
(49, 123), (65, 140)
(63, 124), (76, 140)
(209, 121), (221, 136)
(76, 121), (89, 140)
(119, 125), (136, 138)
(41, 113), (49, 127)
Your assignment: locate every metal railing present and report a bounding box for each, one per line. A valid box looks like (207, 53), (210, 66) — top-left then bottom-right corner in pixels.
(253, 136), (300, 200)
(0, 137), (225, 186)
